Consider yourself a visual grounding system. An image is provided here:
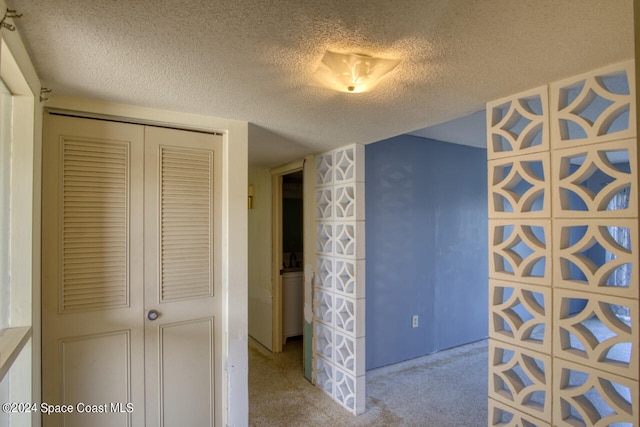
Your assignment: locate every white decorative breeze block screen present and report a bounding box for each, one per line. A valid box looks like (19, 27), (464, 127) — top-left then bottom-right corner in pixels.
(313, 144), (366, 414)
(487, 61), (639, 426)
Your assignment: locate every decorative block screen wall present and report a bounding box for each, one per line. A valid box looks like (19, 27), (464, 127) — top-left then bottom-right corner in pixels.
(314, 144), (366, 414)
(487, 61), (639, 426)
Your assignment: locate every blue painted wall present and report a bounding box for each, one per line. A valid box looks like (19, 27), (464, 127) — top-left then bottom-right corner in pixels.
(365, 135), (488, 370)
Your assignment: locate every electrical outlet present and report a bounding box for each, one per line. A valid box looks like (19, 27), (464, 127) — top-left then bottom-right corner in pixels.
(412, 315), (419, 328)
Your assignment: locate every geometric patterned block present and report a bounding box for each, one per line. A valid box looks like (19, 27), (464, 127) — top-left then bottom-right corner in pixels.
(489, 341), (552, 422)
(552, 138), (636, 218)
(334, 259), (365, 298)
(334, 332), (357, 374)
(489, 399), (551, 427)
(334, 145), (364, 184)
(334, 296), (357, 336)
(334, 223), (357, 258)
(335, 222), (365, 259)
(334, 147), (356, 183)
(490, 280), (551, 354)
(315, 256), (334, 291)
(316, 152), (334, 187)
(487, 86), (549, 160)
(334, 184), (355, 219)
(550, 61), (636, 149)
(554, 289), (638, 380)
(316, 187), (333, 220)
(334, 296), (365, 338)
(335, 182), (365, 221)
(333, 366), (366, 414)
(314, 289), (334, 326)
(314, 322), (334, 361)
(334, 367), (357, 412)
(553, 359), (639, 426)
(316, 222), (334, 256)
(315, 356), (334, 397)
(553, 219), (638, 298)
(488, 153), (550, 218)
(334, 332), (365, 376)
(489, 220), (551, 286)
(333, 295), (357, 335)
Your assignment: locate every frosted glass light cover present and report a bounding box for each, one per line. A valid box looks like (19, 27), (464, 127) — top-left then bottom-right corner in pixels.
(313, 51), (401, 93)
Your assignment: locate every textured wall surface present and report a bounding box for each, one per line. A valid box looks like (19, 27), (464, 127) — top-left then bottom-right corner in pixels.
(365, 135), (488, 370)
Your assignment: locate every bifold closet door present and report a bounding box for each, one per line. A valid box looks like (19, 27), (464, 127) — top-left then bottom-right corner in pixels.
(42, 114), (222, 426)
(143, 126), (221, 427)
(42, 115), (146, 427)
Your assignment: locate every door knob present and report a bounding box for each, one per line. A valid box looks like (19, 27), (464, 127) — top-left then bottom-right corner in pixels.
(147, 309), (160, 321)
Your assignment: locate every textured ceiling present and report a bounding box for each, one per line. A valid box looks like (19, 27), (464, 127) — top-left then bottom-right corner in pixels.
(8, 0), (635, 171)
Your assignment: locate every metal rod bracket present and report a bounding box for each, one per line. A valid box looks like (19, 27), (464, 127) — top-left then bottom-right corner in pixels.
(0, 9), (22, 32)
(40, 88), (52, 103)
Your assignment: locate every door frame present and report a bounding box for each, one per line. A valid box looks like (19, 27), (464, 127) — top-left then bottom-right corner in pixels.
(270, 160), (304, 353)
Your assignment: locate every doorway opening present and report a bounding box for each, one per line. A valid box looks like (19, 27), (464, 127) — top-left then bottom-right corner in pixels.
(280, 171), (304, 349)
(271, 162), (307, 360)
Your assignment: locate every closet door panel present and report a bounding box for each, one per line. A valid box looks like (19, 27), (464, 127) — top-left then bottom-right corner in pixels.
(42, 114), (145, 427)
(143, 126), (222, 427)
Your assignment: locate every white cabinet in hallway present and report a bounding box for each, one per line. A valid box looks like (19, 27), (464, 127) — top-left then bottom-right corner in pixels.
(282, 270), (303, 343)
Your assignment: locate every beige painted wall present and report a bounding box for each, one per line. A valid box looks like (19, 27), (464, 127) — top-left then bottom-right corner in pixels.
(248, 169), (273, 350)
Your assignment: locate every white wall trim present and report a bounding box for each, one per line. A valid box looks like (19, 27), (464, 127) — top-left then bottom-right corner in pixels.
(269, 159), (304, 353)
(0, 5), (42, 424)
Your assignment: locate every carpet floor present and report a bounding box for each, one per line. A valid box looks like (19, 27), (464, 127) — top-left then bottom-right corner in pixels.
(249, 337), (488, 426)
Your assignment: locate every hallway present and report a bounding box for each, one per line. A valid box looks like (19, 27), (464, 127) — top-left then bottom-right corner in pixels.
(249, 337), (488, 426)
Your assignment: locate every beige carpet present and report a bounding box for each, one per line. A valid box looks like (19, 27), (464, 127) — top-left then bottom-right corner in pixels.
(249, 336), (488, 426)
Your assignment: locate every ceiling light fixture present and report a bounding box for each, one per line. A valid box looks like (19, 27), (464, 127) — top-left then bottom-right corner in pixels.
(313, 50), (401, 93)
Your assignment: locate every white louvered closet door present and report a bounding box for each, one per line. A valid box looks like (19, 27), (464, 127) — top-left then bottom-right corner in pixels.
(143, 126), (221, 427)
(42, 115), (146, 427)
(42, 115), (222, 427)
